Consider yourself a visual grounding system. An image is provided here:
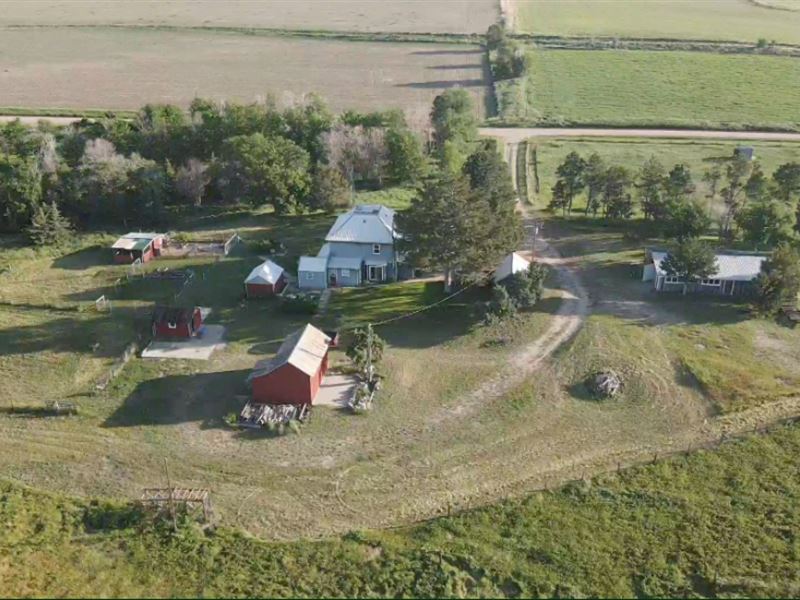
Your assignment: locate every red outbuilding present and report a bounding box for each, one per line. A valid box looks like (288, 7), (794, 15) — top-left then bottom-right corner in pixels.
(248, 324), (331, 406)
(112, 232), (164, 264)
(244, 259), (287, 298)
(151, 306), (203, 339)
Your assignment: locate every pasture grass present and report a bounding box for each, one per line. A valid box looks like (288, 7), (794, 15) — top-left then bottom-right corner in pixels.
(515, 0), (800, 44)
(510, 49), (800, 131)
(3, 419), (800, 597)
(526, 137), (800, 214)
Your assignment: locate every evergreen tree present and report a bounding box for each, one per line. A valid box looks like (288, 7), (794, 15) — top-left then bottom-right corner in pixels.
(754, 242), (800, 315)
(27, 201), (72, 246)
(662, 198), (711, 241)
(500, 261), (547, 308)
(583, 153), (606, 217)
(636, 156), (666, 220)
(398, 171), (501, 291)
(602, 166), (633, 219)
(554, 152), (586, 214)
(735, 200), (797, 249)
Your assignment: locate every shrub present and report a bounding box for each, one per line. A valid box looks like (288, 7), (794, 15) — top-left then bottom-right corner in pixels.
(280, 293), (319, 315)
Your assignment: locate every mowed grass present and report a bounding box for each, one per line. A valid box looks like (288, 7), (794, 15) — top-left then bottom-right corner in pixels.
(0, 198), (562, 538)
(526, 137), (800, 213)
(545, 218), (800, 413)
(3, 420), (800, 597)
(0, 28), (488, 116)
(511, 49), (800, 130)
(515, 0), (800, 44)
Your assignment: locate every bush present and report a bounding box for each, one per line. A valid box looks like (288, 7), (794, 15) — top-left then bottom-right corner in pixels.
(248, 238), (285, 255)
(500, 262), (547, 309)
(280, 293), (319, 315)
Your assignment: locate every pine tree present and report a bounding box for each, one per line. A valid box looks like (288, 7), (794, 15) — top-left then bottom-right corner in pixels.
(27, 201), (73, 246)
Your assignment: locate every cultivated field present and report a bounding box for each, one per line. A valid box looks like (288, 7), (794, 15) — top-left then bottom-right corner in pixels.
(505, 49), (800, 130)
(524, 137), (800, 213)
(0, 28), (489, 117)
(514, 0), (800, 44)
(0, 0), (498, 33)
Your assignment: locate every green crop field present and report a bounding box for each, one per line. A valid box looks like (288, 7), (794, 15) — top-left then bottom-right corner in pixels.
(501, 49), (800, 130)
(3, 420), (800, 597)
(514, 0), (800, 44)
(525, 137), (800, 213)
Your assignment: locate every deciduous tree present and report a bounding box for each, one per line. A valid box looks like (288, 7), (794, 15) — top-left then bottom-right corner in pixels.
(661, 239), (718, 295)
(754, 242), (800, 315)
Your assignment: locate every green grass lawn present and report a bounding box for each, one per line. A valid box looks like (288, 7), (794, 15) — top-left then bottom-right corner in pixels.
(502, 49), (800, 130)
(515, 0), (800, 44)
(526, 137), (800, 213)
(3, 419), (800, 597)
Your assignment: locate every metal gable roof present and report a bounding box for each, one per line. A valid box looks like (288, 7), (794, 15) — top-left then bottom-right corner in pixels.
(651, 250), (767, 281)
(299, 256), (328, 272)
(250, 324), (331, 379)
(245, 260), (285, 285)
(324, 204), (396, 244)
(112, 232), (162, 250)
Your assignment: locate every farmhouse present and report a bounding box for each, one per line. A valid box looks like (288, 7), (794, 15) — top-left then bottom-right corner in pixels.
(111, 232), (165, 264)
(298, 204), (404, 289)
(244, 259), (287, 297)
(248, 324), (332, 406)
(643, 248), (768, 296)
(494, 252), (531, 283)
(151, 306), (203, 339)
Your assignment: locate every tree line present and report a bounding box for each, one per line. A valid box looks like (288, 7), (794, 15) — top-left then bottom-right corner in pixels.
(548, 151), (800, 249)
(0, 95), (428, 239)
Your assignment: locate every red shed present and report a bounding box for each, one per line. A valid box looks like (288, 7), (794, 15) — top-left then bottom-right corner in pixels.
(112, 232), (164, 264)
(151, 306), (203, 339)
(248, 324), (331, 406)
(244, 259), (287, 297)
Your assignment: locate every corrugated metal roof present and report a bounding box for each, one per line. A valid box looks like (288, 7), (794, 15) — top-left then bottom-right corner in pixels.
(250, 324), (331, 379)
(299, 256), (328, 272)
(324, 204), (396, 244)
(328, 256), (363, 269)
(652, 250), (767, 281)
(494, 252), (530, 283)
(112, 232), (163, 250)
(245, 260), (284, 285)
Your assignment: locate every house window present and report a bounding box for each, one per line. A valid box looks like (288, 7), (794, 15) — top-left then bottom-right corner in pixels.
(305, 272), (314, 280)
(372, 244), (381, 255)
(701, 278), (721, 286)
(665, 276), (682, 284)
(341, 269), (351, 278)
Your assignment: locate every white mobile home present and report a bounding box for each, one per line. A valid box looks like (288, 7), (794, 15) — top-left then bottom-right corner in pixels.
(643, 248), (768, 296)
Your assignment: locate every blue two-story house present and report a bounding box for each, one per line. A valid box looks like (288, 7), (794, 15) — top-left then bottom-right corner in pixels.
(298, 204), (403, 289)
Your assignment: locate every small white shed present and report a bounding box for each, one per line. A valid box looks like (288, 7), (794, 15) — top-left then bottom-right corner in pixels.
(494, 252), (531, 283)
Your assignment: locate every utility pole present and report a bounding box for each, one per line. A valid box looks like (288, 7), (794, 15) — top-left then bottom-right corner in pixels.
(366, 323), (374, 384)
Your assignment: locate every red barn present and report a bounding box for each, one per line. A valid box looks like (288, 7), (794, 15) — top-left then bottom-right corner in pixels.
(248, 324), (331, 406)
(112, 232), (164, 264)
(151, 306), (203, 339)
(244, 259), (287, 298)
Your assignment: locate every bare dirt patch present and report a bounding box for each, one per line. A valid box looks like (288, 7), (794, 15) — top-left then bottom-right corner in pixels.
(0, 28), (489, 116)
(0, 0), (498, 34)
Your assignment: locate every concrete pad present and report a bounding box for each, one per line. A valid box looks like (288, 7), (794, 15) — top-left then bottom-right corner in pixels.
(314, 374), (358, 408)
(141, 325), (226, 361)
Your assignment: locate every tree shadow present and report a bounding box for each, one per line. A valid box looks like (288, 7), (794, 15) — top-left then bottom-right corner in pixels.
(411, 49), (484, 56)
(0, 312), (136, 358)
(51, 245), (109, 270)
(395, 79), (486, 90)
(426, 64), (484, 70)
(103, 369), (249, 428)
